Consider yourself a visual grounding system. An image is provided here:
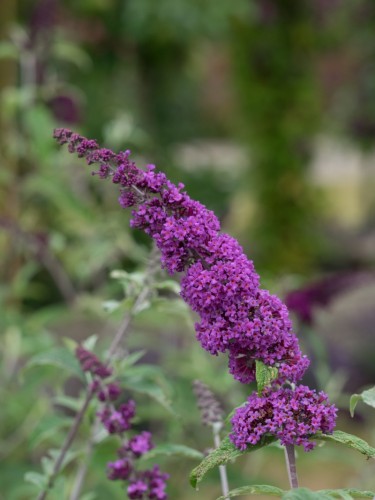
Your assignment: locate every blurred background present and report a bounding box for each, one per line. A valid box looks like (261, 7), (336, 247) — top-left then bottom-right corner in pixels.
(1, 0), (375, 498)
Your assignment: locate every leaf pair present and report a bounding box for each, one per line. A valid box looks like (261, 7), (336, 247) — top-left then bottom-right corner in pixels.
(190, 431), (375, 491)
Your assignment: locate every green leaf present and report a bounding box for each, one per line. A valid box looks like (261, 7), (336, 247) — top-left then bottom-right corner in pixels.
(360, 387), (375, 411)
(319, 489), (375, 499)
(118, 350), (146, 369)
(281, 488), (375, 499)
(80, 493), (97, 500)
(102, 300), (121, 313)
(216, 484), (284, 499)
(190, 435), (277, 489)
(82, 334), (98, 351)
(314, 430), (375, 458)
(41, 455), (54, 477)
(282, 488), (332, 499)
(52, 39), (91, 68)
(24, 472), (48, 490)
(53, 395), (82, 413)
(350, 394), (362, 418)
(25, 347), (84, 379)
(121, 377), (174, 414)
(255, 360), (278, 395)
(142, 444), (204, 461)
(47, 449), (82, 474)
(29, 415), (72, 448)
(152, 279), (181, 294)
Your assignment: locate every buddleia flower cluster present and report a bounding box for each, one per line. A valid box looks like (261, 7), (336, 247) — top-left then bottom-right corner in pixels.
(59, 129), (336, 453)
(76, 346), (169, 499)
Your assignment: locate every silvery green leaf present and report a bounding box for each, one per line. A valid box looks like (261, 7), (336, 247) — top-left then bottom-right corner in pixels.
(190, 435), (277, 489)
(82, 334), (98, 351)
(350, 394), (362, 417)
(216, 484), (284, 499)
(25, 347), (83, 379)
(141, 444), (204, 461)
(361, 387), (375, 409)
(102, 300), (121, 312)
(153, 280), (181, 294)
(24, 472), (48, 490)
(52, 39), (91, 68)
(314, 430), (375, 458)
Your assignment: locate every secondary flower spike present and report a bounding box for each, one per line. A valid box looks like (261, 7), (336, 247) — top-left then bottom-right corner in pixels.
(55, 129), (336, 449)
(230, 385), (337, 452)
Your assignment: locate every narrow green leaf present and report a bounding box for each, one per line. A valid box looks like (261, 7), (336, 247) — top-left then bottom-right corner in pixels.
(350, 394), (362, 417)
(48, 449), (82, 473)
(53, 395), (82, 413)
(319, 488), (375, 498)
(24, 472), (48, 490)
(41, 456), (54, 477)
(361, 387), (375, 410)
(80, 493), (97, 500)
(282, 488), (332, 499)
(255, 360), (278, 395)
(121, 378), (174, 414)
(114, 350), (146, 374)
(82, 335), (98, 351)
(122, 350), (146, 367)
(29, 415), (72, 448)
(216, 484), (284, 499)
(281, 488), (375, 499)
(190, 435), (277, 489)
(52, 39), (91, 68)
(141, 444), (204, 462)
(152, 280), (181, 294)
(102, 300), (121, 312)
(314, 430), (375, 458)
(25, 347), (83, 379)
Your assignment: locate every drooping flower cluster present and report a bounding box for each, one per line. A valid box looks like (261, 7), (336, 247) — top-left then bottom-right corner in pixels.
(76, 346), (168, 498)
(58, 129), (337, 452)
(230, 385), (337, 452)
(56, 129), (309, 385)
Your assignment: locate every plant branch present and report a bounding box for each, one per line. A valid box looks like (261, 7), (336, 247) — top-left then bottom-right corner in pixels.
(37, 244), (160, 500)
(69, 420), (101, 500)
(37, 386), (96, 500)
(284, 444), (298, 489)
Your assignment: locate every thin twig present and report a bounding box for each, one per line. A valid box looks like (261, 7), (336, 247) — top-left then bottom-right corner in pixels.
(284, 444), (299, 489)
(212, 423), (230, 499)
(37, 386), (96, 500)
(37, 245), (160, 500)
(69, 420), (101, 500)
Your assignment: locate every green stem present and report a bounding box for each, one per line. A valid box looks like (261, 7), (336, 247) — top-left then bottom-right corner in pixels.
(212, 423), (230, 499)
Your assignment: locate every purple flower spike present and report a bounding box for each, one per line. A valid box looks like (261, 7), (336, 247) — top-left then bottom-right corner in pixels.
(55, 129), (337, 457)
(75, 345), (112, 379)
(230, 385), (337, 452)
